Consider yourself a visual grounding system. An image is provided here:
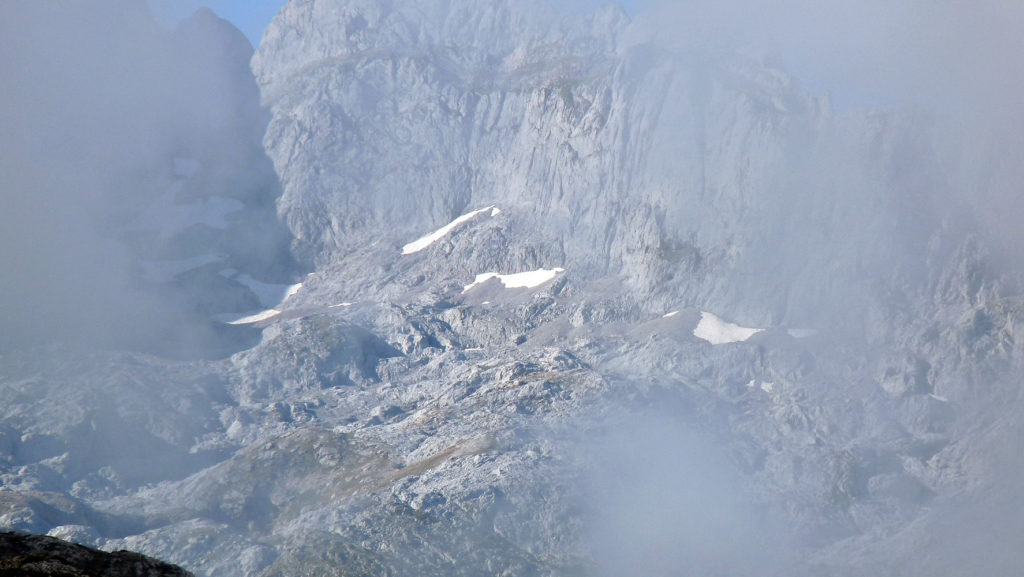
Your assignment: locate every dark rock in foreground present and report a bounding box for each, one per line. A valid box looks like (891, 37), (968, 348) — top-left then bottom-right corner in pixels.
(0, 532), (192, 577)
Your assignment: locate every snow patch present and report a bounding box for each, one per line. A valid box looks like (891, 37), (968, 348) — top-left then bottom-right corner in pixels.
(462, 268), (565, 293)
(225, 420), (245, 439)
(663, 311), (680, 318)
(402, 206), (501, 254)
(693, 312), (764, 345)
(234, 275), (303, 308)
(225, 309), (281, 325)
(217, 279), (302, 326)
(329, 302), (353, 308)
(283, 283), (303, 300)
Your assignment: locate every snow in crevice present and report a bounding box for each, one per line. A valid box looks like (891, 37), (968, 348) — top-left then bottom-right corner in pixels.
(283, 283), (303, 300)
(693, 312), (764, 345)
(234, 275), (304, 308)
(462, 268), (565, 293)
(219, 280), (303, 325)
(225, 309), (281, 325)
(402, 206), (501, 254)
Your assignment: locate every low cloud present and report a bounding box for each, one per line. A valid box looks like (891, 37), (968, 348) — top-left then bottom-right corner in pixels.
(631, 0), (1024, 256)
(0, 0), (288, 355)
(580, 411), (792, 576)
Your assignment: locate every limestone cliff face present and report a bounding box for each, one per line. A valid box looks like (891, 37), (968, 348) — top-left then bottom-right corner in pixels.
(252, 0), (960, 333)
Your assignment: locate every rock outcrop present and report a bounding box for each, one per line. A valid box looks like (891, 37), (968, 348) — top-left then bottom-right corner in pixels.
(0, 532), (192, 577)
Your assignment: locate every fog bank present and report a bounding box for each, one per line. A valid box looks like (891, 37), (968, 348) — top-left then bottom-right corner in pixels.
(0, 0), (292, 355)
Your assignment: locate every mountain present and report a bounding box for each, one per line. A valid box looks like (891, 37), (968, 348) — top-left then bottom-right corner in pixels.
(2, 1), (1023, 576)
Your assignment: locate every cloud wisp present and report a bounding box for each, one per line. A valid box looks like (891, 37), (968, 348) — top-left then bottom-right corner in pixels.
(0, 0), (291, 357)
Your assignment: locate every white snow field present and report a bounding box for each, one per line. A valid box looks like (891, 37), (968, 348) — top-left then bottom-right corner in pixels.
(747, 380), (775, 393)
(234, 275), (303, 308)
(402, 206), (501, 254)
(693, 312), (764, 345)
(227, 309), (281, 325)
(462, 268), (565, 293)
(223, 281), (304, 325)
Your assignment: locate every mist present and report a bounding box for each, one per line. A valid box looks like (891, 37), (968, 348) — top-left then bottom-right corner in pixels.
(580, 410), (792, 577)
(631, 0), (1024, 257)
(0, 0), (293, 356)
(592, 2), (1024, 574)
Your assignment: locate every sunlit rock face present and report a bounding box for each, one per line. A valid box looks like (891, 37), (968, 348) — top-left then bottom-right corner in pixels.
(1, 1), (1023, 577)
(252, 0), (957, 330)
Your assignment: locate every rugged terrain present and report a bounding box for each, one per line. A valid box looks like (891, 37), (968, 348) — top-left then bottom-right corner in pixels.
(2, 1), (1023, 576)
(0, 532), (192, 577)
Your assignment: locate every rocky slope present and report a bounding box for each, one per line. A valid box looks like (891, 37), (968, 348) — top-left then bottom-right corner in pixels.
(0, 532), (192, 577)
(1, 1), (1023, 576)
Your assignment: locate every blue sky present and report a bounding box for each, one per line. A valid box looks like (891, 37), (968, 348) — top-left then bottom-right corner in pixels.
(148, 0), (289, 46)
(148, 0), (646, 47)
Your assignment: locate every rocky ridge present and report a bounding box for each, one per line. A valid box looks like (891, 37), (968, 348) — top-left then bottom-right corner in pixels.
(0, 531), (192, 577)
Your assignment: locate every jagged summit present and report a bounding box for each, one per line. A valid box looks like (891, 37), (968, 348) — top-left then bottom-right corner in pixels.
(177, 7), (255, 54)
(254, 0), (627, 83)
